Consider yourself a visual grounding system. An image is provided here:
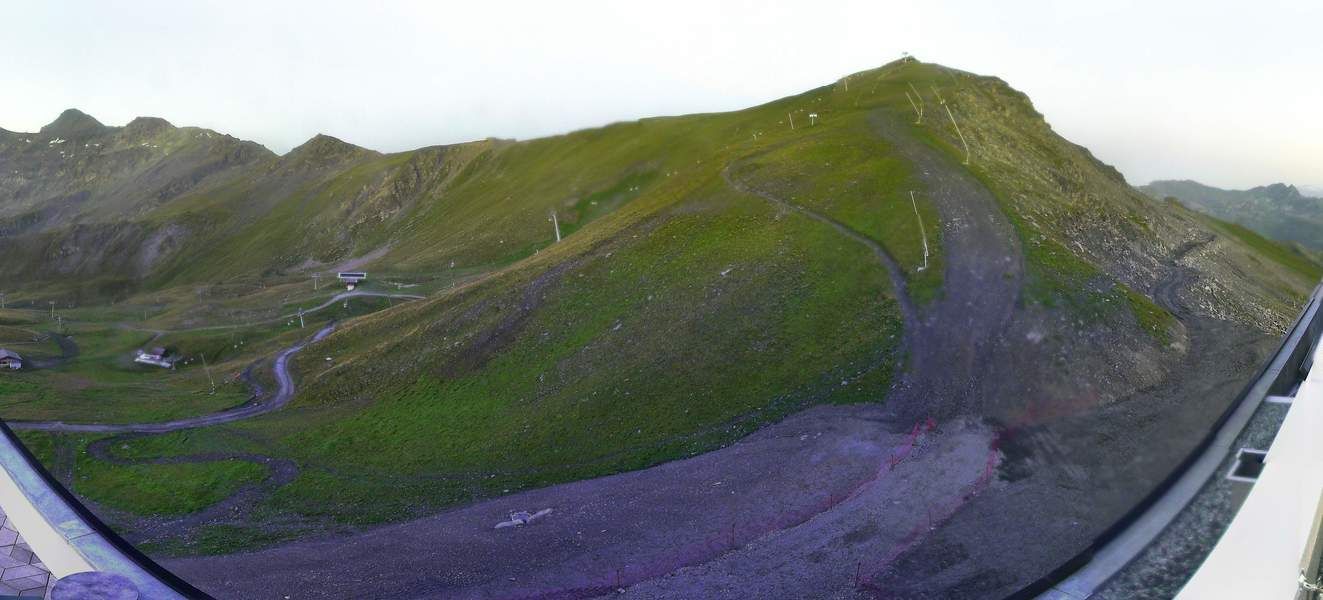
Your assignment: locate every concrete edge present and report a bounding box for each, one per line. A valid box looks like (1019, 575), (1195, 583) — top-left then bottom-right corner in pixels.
(0, 423), (204, 599)
(1019, 282), (1323, 599)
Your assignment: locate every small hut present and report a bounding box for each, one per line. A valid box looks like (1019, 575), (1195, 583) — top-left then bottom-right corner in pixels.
(337, 272), (367, 290)
(134, 346), (177, 369)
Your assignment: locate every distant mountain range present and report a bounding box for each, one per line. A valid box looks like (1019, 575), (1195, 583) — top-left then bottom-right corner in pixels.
(1299, 184), (1323, 198)
(1141, 180), (1323, 252)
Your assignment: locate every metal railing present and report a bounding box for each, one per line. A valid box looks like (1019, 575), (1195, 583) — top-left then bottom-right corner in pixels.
(1011, 282), (1323, 600)
(0, 420), (210, 598)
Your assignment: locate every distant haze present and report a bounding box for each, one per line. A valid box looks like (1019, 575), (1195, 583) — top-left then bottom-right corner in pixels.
(2, 0), (1320, 190)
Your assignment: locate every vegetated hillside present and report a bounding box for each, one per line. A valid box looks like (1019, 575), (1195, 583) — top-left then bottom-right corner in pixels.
(0, 109), (272, 229)
(1142, 179), (1323, 254)
(0, 109), (271, 292)
(48, 58), (1309, 559)
(6, 59), (1322, 597)
(144, 69), (943, 545)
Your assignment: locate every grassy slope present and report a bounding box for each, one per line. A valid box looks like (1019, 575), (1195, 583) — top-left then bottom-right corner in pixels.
(14, 430), (265, 517)
(0, 294), (397, 425)
(730, 113), (943, 304)
(13, 60), (1319, 554)
(55, 62), (961, 545)
(1203, 217), (1322, 282)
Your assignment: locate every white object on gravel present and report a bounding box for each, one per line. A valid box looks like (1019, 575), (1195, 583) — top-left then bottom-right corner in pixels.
(495, 508), (553, 529)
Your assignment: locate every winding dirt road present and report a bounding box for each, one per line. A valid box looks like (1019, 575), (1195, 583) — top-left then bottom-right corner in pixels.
(11, 323), (336, 434)
(153, 290), (425, 334)
(9, 291), (423, 434)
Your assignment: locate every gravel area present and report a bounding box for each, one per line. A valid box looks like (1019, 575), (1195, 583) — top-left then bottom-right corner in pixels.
(1093, 399), (1290, 599)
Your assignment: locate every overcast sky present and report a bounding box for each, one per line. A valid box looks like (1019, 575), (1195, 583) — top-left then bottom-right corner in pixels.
(1, 1), (1319, 189)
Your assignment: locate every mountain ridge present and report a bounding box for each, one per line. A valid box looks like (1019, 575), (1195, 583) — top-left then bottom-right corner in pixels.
(38, 107), (108, 137)
(1141, 178), (1323, 253)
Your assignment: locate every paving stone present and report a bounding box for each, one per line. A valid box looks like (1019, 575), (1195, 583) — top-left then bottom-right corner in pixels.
(0, 498), (56, 592)
(0, 554), (23, 570)
(3, 565), (45, 581)
(7, 573), (48, 591)
(8, 547), (34, 564)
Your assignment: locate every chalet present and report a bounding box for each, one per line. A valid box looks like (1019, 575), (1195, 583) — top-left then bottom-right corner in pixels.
(134, 346), (177, 369)
(0, 349), (21, 370)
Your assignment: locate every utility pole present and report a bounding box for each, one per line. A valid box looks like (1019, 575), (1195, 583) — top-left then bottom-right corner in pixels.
(931, 86), (971, 165)
(910, 191), (930, 271)
(904, 91), (924, 124)
(550, 211), (561, 242)
(942, 103), (970, 165)
(905, 83), (926, 125)
(48, 301), (55, 320)
(788, 113), (795, 130)
(200, 353), (216, 394)
(298, 307), (305, 329)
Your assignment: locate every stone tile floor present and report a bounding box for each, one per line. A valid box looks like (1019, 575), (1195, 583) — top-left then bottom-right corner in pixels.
(0, 508), (52, 598)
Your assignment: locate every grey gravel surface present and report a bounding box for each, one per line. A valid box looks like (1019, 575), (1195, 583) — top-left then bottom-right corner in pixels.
(1093, 400), (1290, 599)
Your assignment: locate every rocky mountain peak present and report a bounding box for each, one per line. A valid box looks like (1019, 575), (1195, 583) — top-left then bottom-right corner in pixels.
(283, 133), (374, 167)
(39, 108), (107, 138)
(124, 116), (175, 137)
(1251, 182), (1302, 201)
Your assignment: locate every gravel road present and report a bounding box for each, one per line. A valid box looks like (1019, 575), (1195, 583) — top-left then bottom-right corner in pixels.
(10, 323), (335, 434)
(8, 291), (423, 434)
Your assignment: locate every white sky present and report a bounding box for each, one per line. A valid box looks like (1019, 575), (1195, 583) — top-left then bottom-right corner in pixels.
(1, 0), (1319, 189)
